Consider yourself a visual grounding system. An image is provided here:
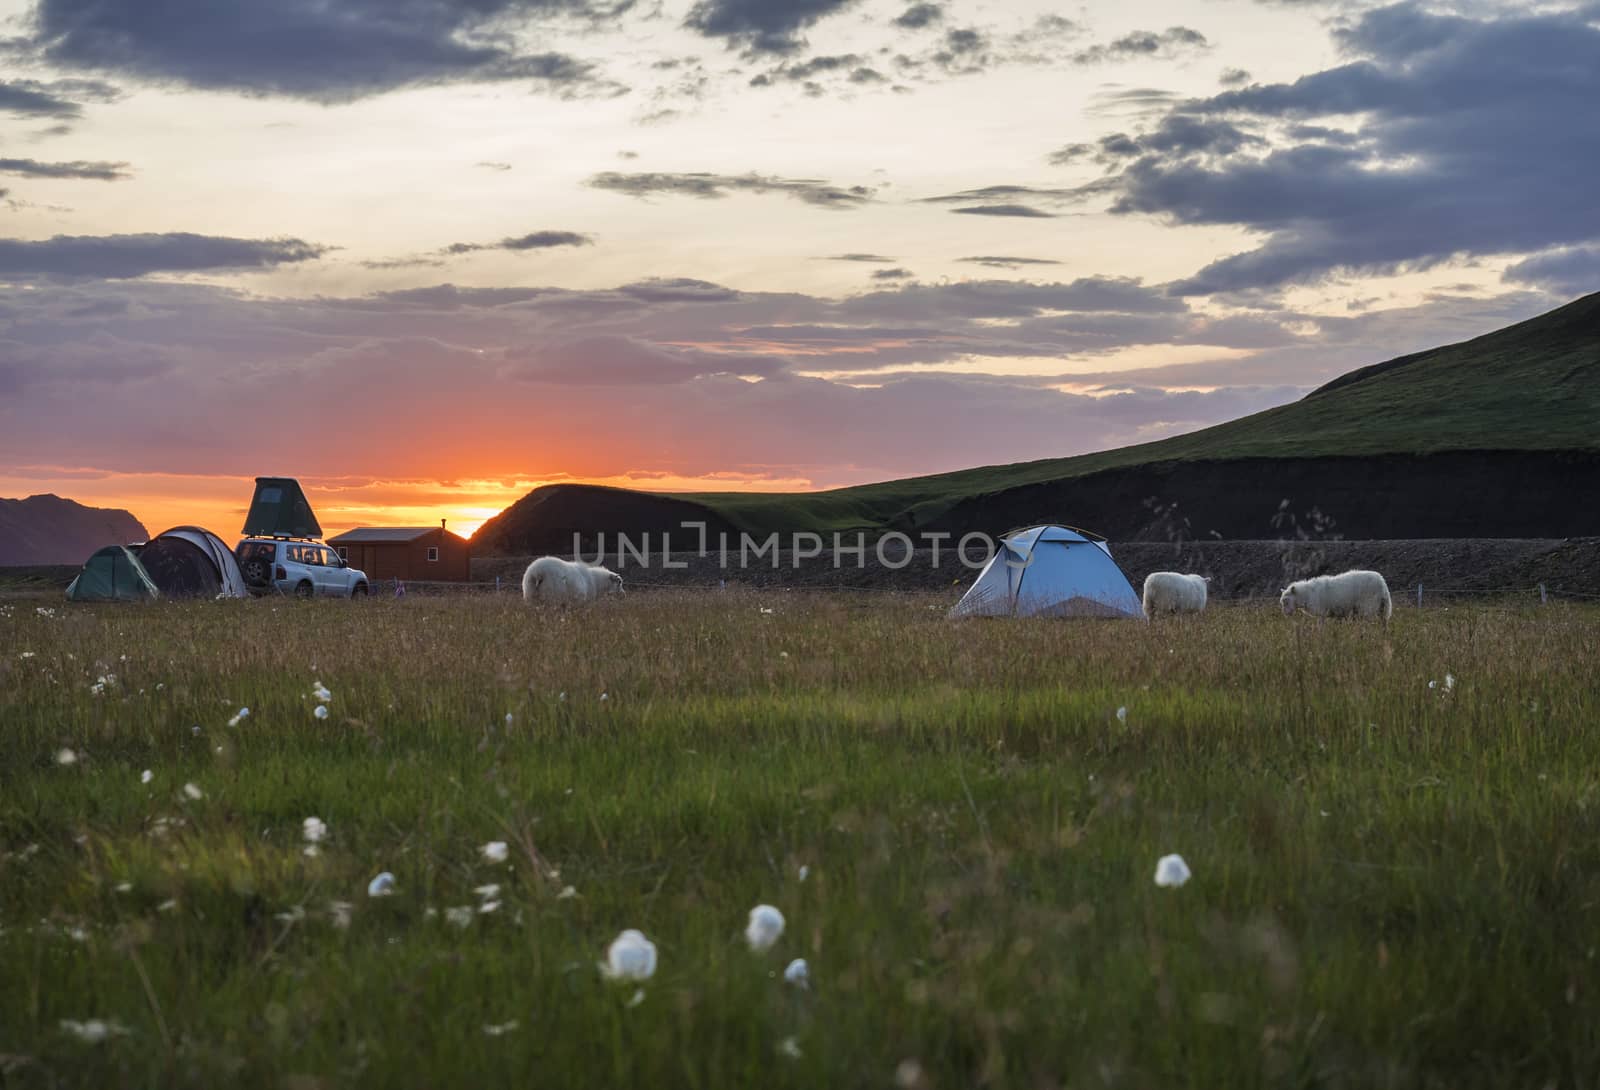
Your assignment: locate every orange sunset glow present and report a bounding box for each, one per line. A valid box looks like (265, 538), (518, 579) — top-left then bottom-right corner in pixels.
(0, 468), (829, 544)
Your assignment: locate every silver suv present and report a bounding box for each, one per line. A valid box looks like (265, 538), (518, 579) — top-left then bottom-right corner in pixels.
(235, 538), (369, 598)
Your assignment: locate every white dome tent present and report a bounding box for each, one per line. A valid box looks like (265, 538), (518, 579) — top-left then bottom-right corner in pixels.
(949, 525), (1142, 619)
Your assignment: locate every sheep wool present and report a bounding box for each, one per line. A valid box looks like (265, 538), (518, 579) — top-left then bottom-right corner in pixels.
(1280, 569), (1391, 621)
(522, 556), (625, 604)
(1142, 572), (1209, 618)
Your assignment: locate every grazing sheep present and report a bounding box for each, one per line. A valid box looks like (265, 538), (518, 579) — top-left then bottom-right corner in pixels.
(1279, 569), (1391, 622)
(1142, 572), (1209, 618)
(521, 556), (624, 604)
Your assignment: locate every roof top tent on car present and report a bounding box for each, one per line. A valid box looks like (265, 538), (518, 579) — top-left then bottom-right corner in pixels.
(242, 477), (322, 540)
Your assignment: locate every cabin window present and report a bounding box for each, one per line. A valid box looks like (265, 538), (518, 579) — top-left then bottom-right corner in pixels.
(426, 547), (439, 562)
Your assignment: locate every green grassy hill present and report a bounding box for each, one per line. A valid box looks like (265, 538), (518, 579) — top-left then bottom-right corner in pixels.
(475, 291), (1600, 552)
(686, 290), (1600, 533)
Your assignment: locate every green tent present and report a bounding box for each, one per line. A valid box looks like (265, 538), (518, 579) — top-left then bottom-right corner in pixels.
(242, 477), (322, 539)
(65, 545), (160, 602)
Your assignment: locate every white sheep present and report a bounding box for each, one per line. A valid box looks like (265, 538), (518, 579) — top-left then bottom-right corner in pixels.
(1279, 570), (1391, 622)
(521, 556), (624, 604)
(1142, 572), (1209, 618)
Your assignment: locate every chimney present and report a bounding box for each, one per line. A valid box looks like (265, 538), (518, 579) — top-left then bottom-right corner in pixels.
(441, 518), (447, 533)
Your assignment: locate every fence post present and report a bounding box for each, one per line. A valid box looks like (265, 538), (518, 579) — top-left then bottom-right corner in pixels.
(1539, 583), (1547, 606)
(1416, 582), (1423, 608)
(495, 575), (501, 594)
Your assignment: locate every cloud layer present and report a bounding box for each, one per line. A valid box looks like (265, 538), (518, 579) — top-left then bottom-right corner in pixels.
(23, 0), (624, 102)
(1068, 2), (1600, 294)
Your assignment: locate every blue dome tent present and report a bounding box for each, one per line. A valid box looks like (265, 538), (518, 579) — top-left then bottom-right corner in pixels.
(949, 525), (1142, 619)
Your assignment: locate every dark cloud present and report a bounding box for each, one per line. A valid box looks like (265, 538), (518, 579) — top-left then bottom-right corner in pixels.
(922, 184), (1077, 205)
(23, 0), (626, 102)
(1073, 3), (1600, 295)
(892, 3), (943, 29)
(952, 204), (1056, 218)
(1218, 67), (1251, 87)
(446, 230), (594, 254)
(588, 170), (874, 208)
(1086, 86), (1184, 117)
(747, 52), (896, 91)
(921, 185), (1075, 218)
(0, 78), (121, 119)
(1502, 245), (1600, 298)
(1072, 26), (1209, 65)
(360, 256), (449, 270)
(683, 0), (860, 54)
(0, 233), (329, 280)
(889, 13), (1080, 82)
(958, 255), (1063, 269)
(871, 267), (913, 281)
(749, 52), (862, 86)
(476, 161), (513, 171)
(0, 158), (131, 181)
(823, 253), (897, 262)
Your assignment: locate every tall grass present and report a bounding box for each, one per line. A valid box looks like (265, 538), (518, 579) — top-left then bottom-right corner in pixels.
(2, 593), (1598, 1088)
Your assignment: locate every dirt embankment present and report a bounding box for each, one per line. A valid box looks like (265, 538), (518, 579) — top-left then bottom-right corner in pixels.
(472, 537), (1600, 600)
(933, 451), (1600, 542)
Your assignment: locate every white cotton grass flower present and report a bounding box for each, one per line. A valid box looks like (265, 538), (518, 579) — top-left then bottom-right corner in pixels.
(895, 1059), (926, 1089)
(783, 958), (810, 988)
(779, 1036), (803, 1060)
(1116, 706), (1128, 723)
(557, 885), (578, 899)
(140, 769), (153, 785)
(474, 883), (501, 900)
(182, 782), (203, 801)
(367, 872), (397, 897)
(600, 692), (609, 702)
(481, 841), (508, 864)
(482, 1021), (519, 1037)
(745, 904), (785, 952)
(444, 906), (475, 929)
(60, 1018), (129, 1044)
(303, 817), (328, 844)
(601, 929), (658, 981)
(797, 865), (810, 883)
(313, 705), (329, 720)
(1445, 673), (1456, 692)
(56, 747), (78, 766)
(311, 681), (332, 704)
(226, 707), (250, 728)
(1154, 853), (1192, 888)
(626, 988), (647, 1008)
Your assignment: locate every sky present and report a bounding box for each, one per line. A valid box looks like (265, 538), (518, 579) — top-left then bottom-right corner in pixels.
(1, 0), (1595, 539)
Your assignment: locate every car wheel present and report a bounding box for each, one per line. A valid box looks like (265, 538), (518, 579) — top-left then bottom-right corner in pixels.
(241, 557), (270, 585)
(295, 581), (314, 599)
(351, 582), (368, 598)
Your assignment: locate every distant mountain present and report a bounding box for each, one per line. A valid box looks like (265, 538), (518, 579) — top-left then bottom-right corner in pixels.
(476, 291), (1600, 552)
(0, 495), (149, 566)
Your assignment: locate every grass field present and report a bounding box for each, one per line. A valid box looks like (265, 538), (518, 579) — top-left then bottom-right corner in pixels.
(3, 592), (1599, 1088)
